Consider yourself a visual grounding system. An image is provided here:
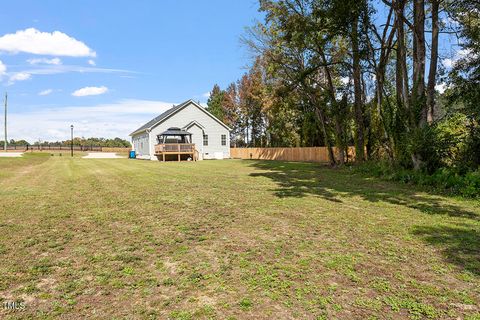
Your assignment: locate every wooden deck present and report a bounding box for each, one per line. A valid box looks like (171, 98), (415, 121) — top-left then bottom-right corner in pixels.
(154, 143), (197, 161)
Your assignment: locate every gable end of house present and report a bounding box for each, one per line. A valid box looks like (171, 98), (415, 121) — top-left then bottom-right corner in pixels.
(130, 99), (231, 137)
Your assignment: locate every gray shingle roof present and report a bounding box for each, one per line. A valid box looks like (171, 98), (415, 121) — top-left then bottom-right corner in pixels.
(130, 100), (192, 136)
(160, 127), (192, 136)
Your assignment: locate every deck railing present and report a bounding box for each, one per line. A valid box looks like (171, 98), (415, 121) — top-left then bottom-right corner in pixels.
(155, 143), (195, 154)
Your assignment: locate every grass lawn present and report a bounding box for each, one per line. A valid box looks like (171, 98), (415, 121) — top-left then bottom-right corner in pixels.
(0, 154), (479, 319)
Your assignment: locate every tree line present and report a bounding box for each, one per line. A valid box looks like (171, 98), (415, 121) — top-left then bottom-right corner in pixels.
(207, 0), (479, 175)
(2, 137), (131, 148)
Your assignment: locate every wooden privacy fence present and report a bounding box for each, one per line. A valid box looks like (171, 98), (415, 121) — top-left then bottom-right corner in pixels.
(230, 147), (357, 163)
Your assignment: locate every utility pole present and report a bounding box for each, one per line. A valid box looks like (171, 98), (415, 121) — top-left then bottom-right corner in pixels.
(3, 92), (7, 151)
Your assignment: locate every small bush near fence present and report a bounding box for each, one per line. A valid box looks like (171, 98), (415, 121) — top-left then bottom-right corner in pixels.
(353, 161), (480, 198)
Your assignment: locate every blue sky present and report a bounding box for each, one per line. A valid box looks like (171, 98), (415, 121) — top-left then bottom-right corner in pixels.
(0, 0), (262, 142)
(0, 1), (461, 143)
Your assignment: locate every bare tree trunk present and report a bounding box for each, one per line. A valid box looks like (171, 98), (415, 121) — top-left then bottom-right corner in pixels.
(426, 0), (439, 124)
(395, 15), (403, 109)
(308, 91), (336, 166)
(317, 52), (343, 165)
(352, 14), (365, 162)
(245, 118), (249, 146)
(413, 0), (427, 127)
(315, 107), (336, 166)
(376, 70), (385, 125)
(334, 113), (345, 164)
(361, 73), (371, 160)
(366, 5), (395, 159)
(372, 6), (392, 123)
(410, 0), (427, 170)
(395, 0), (409, 115)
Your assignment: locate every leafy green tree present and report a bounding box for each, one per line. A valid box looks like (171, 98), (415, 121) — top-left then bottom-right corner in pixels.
(448, 0), (480, 168)
(206, 84), (226, 121)
(211, 0), (478, 177)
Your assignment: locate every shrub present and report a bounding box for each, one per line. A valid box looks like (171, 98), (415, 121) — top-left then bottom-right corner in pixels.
(353, 161), (480, 198)
(401, 114), (476, 173)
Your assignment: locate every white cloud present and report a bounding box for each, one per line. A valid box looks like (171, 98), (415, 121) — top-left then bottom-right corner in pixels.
(38, 89), (53, 96)
(27, 57), (62, 65)
(435, 83), (447, 94)
(7, 99), (175, 142)
(0, 60), (6, 76)
(8, 72), (31, 84)
(14, 65), (134, 76)
(0, 28), (96, 57)
(87, 59), (96, 66)
(2, 64), (133, 85)
(442, 48), (472, 68)
(443, 58), (454, 68)
(340, 76), (350, 85)
(72, 86), (108, 97)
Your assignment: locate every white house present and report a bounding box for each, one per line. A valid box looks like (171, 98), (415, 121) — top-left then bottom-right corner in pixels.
(130, 99), (231, 160)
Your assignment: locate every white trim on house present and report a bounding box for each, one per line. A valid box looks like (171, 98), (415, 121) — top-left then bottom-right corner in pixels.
(188, 100), (232, 131)
(130, 99), (231, 161)
(183, 120), (205, 130)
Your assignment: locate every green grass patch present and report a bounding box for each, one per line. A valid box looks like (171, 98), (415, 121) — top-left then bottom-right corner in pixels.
(0, 156), (478, 318)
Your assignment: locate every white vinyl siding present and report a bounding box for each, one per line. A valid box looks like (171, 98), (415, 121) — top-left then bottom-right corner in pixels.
(131, 132), (150, 156)
(148, 102), (230, 160)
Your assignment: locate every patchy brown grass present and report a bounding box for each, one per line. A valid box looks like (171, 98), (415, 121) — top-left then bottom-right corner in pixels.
(0, 155), (479, 319)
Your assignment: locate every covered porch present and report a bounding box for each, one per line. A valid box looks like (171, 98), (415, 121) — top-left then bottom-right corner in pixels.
(154, 127), (198, 161)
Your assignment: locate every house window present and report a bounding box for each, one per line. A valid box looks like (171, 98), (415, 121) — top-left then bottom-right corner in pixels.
(203, 134), (208, 146)
(221, 134), (226, 146)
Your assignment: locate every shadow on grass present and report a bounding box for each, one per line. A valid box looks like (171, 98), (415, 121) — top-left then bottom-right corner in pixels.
(248, 160), (480, 275)
(412, 224), (480, 275)
(248, 160), (478, 220)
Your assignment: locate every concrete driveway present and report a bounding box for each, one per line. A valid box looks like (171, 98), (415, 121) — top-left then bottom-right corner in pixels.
(82, 152), (124, 159)
(0, 152), (23, 157)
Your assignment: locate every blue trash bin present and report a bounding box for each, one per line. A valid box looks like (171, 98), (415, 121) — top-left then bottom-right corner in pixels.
(129, 150), (136, 159)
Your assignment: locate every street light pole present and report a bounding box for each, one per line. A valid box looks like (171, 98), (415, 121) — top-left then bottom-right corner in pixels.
(3, 92), (7, 151)
(70, 125), (74, 157)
